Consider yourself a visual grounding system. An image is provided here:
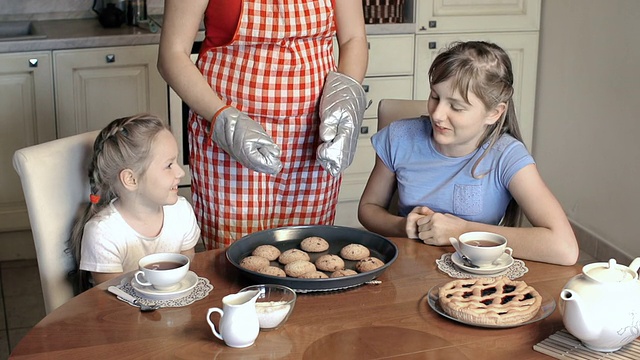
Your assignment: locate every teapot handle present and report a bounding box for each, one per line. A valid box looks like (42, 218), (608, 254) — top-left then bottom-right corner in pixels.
(206, 308), (224, 341)
(629, 258), (640, 273)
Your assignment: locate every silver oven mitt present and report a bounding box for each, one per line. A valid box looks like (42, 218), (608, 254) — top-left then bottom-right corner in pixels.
(317, 71), (368, 177)
(211, 106), (283, 175)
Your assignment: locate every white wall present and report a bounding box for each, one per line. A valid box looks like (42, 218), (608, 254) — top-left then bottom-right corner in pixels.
(534, 0), (640, 257)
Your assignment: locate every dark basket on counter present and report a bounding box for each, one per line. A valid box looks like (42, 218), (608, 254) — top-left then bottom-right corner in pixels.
(362, 0), (405, 24)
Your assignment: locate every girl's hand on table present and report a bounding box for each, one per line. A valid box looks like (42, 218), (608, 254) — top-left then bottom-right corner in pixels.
(414, 208), (468, 246)
(406, 206), (433, 239)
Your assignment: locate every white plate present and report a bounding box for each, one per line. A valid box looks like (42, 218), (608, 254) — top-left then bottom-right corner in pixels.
(427, 284), (556, 329)
(451, 252), (514, 275)
(131, 271), (198, 301)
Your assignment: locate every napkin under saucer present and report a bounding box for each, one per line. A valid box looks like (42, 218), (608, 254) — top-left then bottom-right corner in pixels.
(117, 272), (213, 308)
(436, 252), (528, 279)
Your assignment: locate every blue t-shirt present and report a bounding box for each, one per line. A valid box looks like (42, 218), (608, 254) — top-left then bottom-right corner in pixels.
(372, 117), (534, 224)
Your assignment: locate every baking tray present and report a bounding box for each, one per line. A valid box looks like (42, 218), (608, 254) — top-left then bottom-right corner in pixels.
(226, 225), (398, 292)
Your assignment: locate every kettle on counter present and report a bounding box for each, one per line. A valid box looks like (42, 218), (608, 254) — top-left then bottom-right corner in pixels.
(93, 0), (126, 28)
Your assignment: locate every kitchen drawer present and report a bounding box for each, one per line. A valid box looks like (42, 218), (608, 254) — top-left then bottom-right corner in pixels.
(363, 76), (413, 119)
(367, 34), (414, 77)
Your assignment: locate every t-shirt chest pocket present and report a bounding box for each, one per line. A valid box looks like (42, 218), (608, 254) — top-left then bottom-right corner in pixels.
(453, 184), (483, 216)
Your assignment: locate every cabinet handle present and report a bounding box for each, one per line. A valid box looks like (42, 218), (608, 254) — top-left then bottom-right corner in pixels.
(429, 20), (437, 28)
(360, 126), (369, 135)
(429, 42), (437, 49)
(363, 84), (369, 92)
(105, 54), (116, 63)
(28, 58), (38, 67)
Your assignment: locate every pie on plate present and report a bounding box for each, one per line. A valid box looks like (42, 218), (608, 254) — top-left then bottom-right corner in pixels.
(437, 276), (542, 326)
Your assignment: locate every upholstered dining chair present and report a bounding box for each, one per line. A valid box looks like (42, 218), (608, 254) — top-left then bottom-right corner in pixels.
(13, 130), (100, 314)
(376, 99), (427, 214)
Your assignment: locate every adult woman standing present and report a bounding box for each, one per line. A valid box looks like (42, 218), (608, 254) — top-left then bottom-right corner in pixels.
(158, 1), (368, 248)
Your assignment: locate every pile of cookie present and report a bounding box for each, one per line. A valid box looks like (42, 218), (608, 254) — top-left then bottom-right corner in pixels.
(239, 236), (385, 279)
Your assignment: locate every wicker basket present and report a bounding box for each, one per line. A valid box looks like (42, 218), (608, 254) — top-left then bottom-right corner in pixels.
(362, 0), (405, 24)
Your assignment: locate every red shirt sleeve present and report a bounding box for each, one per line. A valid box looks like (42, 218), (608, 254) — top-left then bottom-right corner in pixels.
(202, 0), (242, 48)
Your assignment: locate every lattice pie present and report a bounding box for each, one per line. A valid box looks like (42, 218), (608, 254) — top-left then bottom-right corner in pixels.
(438, 276), (542, 326)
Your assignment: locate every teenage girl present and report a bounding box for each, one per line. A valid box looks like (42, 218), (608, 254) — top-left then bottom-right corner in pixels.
(358, 41), (579, 266)
(69, 114), (200, 287)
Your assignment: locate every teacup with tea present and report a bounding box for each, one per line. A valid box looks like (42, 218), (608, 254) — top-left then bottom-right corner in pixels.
(458, 231), (513, 267)
(134, 252), (190, 291)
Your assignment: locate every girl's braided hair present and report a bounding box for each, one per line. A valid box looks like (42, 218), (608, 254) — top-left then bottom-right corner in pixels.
(68, 114), (170, 292)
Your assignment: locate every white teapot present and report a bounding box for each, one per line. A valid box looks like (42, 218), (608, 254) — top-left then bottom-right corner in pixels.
(559, 258), (640, 352)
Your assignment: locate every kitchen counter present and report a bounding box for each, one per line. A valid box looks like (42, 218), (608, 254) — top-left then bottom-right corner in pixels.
(0, 18), (415, 54)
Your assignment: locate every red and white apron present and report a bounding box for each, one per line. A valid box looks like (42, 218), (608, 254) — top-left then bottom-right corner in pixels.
(189, 0), (341, 248)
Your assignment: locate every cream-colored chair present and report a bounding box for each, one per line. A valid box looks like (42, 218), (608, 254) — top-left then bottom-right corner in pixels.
(377, 98), (428, 130)
(13, 130), (100, 314)
(376, 99), (427, 214)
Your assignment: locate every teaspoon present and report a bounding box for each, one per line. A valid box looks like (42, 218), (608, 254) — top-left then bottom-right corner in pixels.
(449, 237), (480, 269)
(108, 286), (160, 312)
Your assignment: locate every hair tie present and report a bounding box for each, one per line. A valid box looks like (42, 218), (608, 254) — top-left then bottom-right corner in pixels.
(90, 194), (101, 204)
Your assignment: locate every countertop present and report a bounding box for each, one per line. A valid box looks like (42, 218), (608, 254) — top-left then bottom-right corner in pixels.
(0, 17), (416, 54)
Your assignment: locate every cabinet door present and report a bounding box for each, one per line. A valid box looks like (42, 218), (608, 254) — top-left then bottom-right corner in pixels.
(0, 52), (56, 231)
(54, 44), (168, 137)
(367, 34), (415, 76)
(416, 0), (541, 33)
(362, 76), (414, 119)
(414, 33), (539, 149)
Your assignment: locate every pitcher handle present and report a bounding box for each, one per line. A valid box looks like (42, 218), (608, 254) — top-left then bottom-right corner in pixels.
(206, 308), (224, 341)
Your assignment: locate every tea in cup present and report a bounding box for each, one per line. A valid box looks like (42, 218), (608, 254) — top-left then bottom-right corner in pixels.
(134, 253), (190, 291)
(458, 231), (513, 267)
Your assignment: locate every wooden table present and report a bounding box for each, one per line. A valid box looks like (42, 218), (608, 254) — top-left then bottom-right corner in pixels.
(11, 238), (585, 359)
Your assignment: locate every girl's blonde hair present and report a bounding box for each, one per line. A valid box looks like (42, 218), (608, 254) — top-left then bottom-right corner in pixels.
(428, 41), (524, 226)
(68, 114), (170, 291)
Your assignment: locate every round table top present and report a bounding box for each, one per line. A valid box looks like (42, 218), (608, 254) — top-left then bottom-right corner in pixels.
(10, 237), (587, 359)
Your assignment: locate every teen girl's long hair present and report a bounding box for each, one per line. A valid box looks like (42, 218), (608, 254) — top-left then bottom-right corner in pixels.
(428, 41), (524, 226)
(67, 114), (170, 292)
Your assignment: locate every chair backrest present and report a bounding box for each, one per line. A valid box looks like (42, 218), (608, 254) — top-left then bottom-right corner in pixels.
(13, 131), (99, 314)
(377, 99), (428, 130)
(376, 99), (427, 214)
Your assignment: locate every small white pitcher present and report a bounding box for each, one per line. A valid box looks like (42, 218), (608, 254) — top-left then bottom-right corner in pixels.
(206, 289), (261, 348)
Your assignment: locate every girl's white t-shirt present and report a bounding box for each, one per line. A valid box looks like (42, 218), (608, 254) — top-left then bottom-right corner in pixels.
(79, 196), (200, 273)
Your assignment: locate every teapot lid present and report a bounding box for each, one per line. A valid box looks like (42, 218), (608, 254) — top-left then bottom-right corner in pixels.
(584, 259), (637, 282)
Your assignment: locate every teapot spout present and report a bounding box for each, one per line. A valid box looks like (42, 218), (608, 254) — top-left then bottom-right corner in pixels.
(560, 289), (601, 342)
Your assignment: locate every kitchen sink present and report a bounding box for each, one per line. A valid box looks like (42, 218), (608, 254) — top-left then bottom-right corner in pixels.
(0, 21), (47, 41)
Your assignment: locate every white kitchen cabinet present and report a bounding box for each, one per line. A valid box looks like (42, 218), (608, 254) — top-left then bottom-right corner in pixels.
(414, 32), (539, 149)
(54, 44), (168, 137)
(416, 0), (541, 34)
(0, 51), (56, 232)
(334, 34), (414, 228)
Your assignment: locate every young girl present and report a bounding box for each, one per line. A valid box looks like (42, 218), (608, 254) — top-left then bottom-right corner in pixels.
(69, 114), (200, 287)
(358, 41), (579, 266)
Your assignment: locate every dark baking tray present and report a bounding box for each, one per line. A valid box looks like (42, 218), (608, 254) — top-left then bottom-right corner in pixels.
(226, 225), (398, 292)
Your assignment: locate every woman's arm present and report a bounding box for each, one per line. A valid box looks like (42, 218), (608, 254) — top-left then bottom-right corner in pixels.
(158, 0), (226, 121)
(334, 0), (368, 82)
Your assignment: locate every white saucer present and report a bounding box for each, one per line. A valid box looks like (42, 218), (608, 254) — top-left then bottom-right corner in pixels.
(451, 252), (514, 275)
(131, 271), (198, 300)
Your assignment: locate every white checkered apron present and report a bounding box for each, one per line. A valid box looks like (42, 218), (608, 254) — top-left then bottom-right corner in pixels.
(189, 0), (341, 248)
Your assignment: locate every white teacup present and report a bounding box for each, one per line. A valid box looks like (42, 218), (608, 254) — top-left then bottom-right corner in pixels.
(458, 231), (513, 267)
(134, 253), (190, 291)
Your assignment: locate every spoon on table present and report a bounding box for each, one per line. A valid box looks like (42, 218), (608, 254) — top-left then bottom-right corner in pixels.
(449, 237), (479, 269)
(107, 286), (160, 312)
